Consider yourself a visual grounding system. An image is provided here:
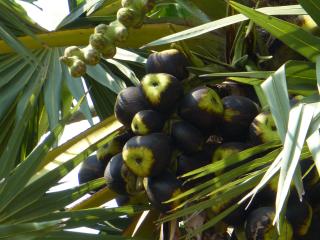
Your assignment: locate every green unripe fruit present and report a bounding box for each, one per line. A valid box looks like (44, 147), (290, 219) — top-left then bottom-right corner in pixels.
(114, 86), (150, 127)
(104, 153), (140, 195)
(89, 33), (113, 52)
(171, 120), (204, 154)
(60, 56), (73, 67)
(144, 170), (181, 212)
(122, 133), (172, 177)
(146, 49), (189, 80)
(100, 44), (117, 59)
(178, 86), (224, 131)
(64, 46), (85, 60)
(94, 23), (109, 34)
(82, 46), (100, 65)
(109, 21), (129, 42)
(117, 7), (144, 28)
(121, 0), (155, 14)
(140, 73), (183, 113)
(245, 207), (293, 240)
(131, 110), (164, 135)
(95, 21), (129, 43)
(221, 95), (260, 141)
(68, 57), (86, 78)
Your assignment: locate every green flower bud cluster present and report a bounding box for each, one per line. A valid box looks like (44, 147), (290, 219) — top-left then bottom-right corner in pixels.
(60, 0), (156, 78)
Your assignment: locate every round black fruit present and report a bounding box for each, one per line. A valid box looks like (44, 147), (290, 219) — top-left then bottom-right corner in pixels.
(104, 153), (139, 195)
(140, 73), (183, 113)
(114, 86), (150, 127)
(171, 120), (205, 154)
(221, 95), (259, 141)
(144, 170), (181, 212)
(146, 49), (189, 80)
(131, 110), (164, 135)
(78, 154), (107, 191)
(176, 150), (212, 190)
(245, 207), (293, 240)
(249, 111), (280, 144)
(178, 86), (224, 131)
(97, 130), (133, 164)
(122, 133), (172, 177)
(287, 199), (313, 237)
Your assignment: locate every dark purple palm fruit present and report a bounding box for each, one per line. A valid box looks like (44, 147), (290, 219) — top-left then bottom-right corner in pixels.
(144, 170), (182, 212)
(131, 110), (165, 135)
(178, 86), (224, 132)
(114, 86), (150, 127)
(146, 49), (189, 80)
(170, 120), (205, 154)
(140, 73), (183, 114)
(220, 95), (260, 141)
(122, 133), (172, 177)
(78, 154), (107, 193)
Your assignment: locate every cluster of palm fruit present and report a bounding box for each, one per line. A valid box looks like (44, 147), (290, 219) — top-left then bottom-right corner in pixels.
(59, 0), (155, 78)
(78, 48), (319, 239)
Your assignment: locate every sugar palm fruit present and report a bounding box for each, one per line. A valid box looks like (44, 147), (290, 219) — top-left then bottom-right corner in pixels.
(146, 49), (189, 80)
(287, 199), (313, 237)
(131, 110), (164, 135)
(140, 73), (183, 113)
(296, 214), (320, 240)
(249, 111), (280, 144)
(170, 120), (205, 154)
(115, 191), (148, 206)
(78, 154), (107, 190)
(60, 56), (86, 78)
(104, 153), (140, 195)
(176, 150), (211, 177)
(95, 21), (129, 43)
(97, 130), (133, 164)
(176, 150), (213, 190)
(144, 170), (182, 212)
(244, 207), (294, 240)
(89, 33), (113, 52)
(122, 133), (172, 177)
(100, 43), (117, 59)
(121, 0), (155, 14)
(178, 86), (224, 131)
(81, 45), (101, 65)
(220, 95), (260, 141)
(307, 182), (320, 214)
(211, 142), (250, 174)
(63, 46), (85, 60)
(114, 86), (150, 127)
(117, 7), (144, 28)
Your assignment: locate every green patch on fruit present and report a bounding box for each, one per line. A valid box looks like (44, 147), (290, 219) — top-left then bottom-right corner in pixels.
(131, 114), (148, 135)
(212, 148), (238, 163)
(120, 165), (138, 195)
(223, 108), (240, 122)
(198, 89), (223, 115)
(141, 73), (170, 105)
(123, 147), (155, 177)
(252, 113), (279, 143)
(296, 203), (313, 236)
